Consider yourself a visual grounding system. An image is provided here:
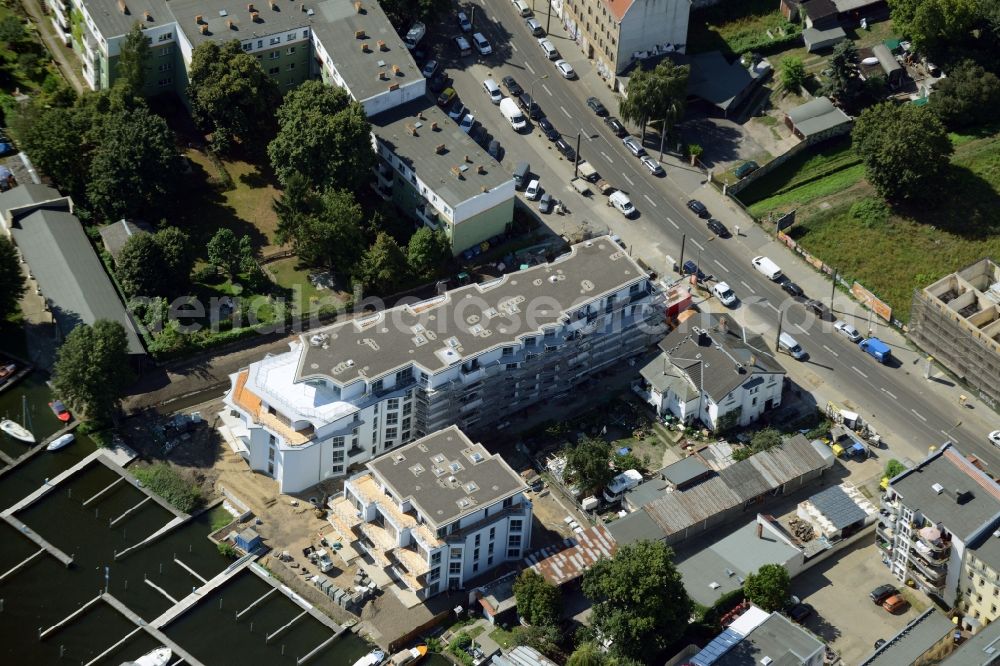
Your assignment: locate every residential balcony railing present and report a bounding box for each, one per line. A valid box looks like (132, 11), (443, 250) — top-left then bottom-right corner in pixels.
(909, 553), (947, 582)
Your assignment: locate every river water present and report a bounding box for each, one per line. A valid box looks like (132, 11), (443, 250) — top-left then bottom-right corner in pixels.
(0, 374), (449, 665)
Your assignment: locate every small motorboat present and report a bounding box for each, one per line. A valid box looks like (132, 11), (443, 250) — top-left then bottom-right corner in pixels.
(1, 419), (35, 443)
(0, 362), (16, 380)
(390, 645), (428, 665)
(49, 400), (71, 422)
(352, 648), (386, 666)
(120, 646), (172, 666)
(47, 433), (74, 451)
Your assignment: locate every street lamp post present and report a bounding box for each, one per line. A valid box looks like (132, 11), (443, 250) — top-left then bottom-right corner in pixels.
(528, 73), (548, 101)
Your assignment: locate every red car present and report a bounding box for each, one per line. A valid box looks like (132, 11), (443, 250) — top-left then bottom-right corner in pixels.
(49, 400), (71, 422)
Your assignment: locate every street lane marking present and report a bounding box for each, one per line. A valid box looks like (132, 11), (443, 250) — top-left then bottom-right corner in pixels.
(690, 239), (705, 251)
(643, 194), (658, 207)
(822, 344), (838, 357)
(623, 173), (634, 186)
(542, 83), (552, 96)
(739, 280), (756, 294)
(910, 408), (928, 422)
(525, 62), (535, 74)
(713, 259), (730, 273)
(667, 217), (678, 229)
(766, 303), (779, 313)
(882, 388), (898, 400)
(600, 151), (614, 164)
(560, 105), (571, 118)
(851, 365), (868, 378)
(511, 43), (518, 52)
(794, 323), (809, 335)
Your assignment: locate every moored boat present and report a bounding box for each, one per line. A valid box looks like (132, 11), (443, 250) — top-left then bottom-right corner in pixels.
(47, 433), (74, 451)
(390, 645), (428, 665)
(49, 400), (71, 422)
(120, 646), (171, 666)
(1, 419), (35, 443)
(352, 648), (386, 666)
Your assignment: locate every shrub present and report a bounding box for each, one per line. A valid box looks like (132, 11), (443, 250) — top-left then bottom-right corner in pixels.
(849, 197), (890, 229)
(217, 542), (239, 559)
(131, 463), (203, 513)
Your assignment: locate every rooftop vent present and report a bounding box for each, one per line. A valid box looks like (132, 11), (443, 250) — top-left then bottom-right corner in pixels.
(117, 0), (129, 15)
(432, 454), (446, 464)
(431, 121), (439, 131)
(417, 111), (425, 120)
(355, 29), (366, 39)
(307, 8), (314, 15)
(449, 462), (463, 473)
(392, 453), (406, 464)
(144, 10), (152, 21)
(725, 568), (734, 577)
(227, 19), (234, 28)
(470, 451), (484, 463)
(219, 9), (228, 16)
(361, 42), (370, 52)
(195, 14), (203, 23)
(464, 154), (471, 163)
(247, 3), (255, 10)
(269, 0), (277, 7)
(761, 658), (773, 666)
(388, 83), (399, 91)
(476, 165), (485, 175)
(405, 123), (417, 135)
(354, 0), (363, 12)
(200, 24), (210, 34)
(932, 482), (944, 494)
(464, 482), (479, 493)
(379, 71), (389, 80)
(378, 40), (387, 51)
(709, 582), (720, 590)
(435, 143), (446, 154)
(251, 10), (260, 21)
(450, 166), (463, 178)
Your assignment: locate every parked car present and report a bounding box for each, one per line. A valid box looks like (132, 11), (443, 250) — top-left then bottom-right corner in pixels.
(448, 101), (466, 120)
(686, 199), (709, 218)
(519, 93), (542, 119)
(457, 10), (472, 31)
(707, 218), (729, 237)
(454, 35), (472, 55)
(781, 280), (804, 298)
(622, 135), (645, 157)
(834, 320), (862, 343)
(537, 116), (559, 141)
(870, 584), (897, 605)
(421, 59), (438, 78)
(788, 603), (814, 624)
(640, 155), (664, 176)
(735, 160), (760, 179)
(555, 137), (576, 161)
(525, 179), (540, 200)
(604, 116), (627, 137)
(538, 38), (559, 59)
(587, 97), (608, 116)
(713, 282), (737, 306)
(472, 32), (492, 55)
(436, 87), (456, 107)
(555, 59), (576, 79)
(502, 75), (523, 96)
(988, 430), (1000, 447)
(538, 192), (553, 213)
(525, 16), (545, 36)
(882, 595), (908, 614)
(805, 299), (833, 321)
(459, 114), (475, 134)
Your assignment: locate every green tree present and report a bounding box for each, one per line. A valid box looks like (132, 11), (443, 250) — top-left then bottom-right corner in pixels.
(889, 0), (981, 54)
(564, 436), (613, 494)
(928, 60), (1000, 130)
(0, 236), (26, 321)
(188, 40), (280, 154)
(743, 563), (791, 612)
(581, 540), (692, 659)
(273, 172), (318, 246)
(407, 227), (452, 279)
(356, 231), (409, 294)
(567, 643), (605, 666)
(206, 228), (242, 278)
(12, 103), (97, 198)
(822, 40), (860, 104)
(750, 427), (783, 452)
(117, 233), (168, 297)
(154, 226), (194, 284)
(87, 106), (178, 220)
(116, 22), (150, 97)
(513, 569), (563, 627)
(618, 60), (689, 142)
(512, 624), (563, 662)
(51, 320), (133, 424)
(852, 102), (953, 201)
(268, 80), (375, 191)
(0, 15), (26, 43)
(781, 56), (807, 92)
(885, 459), (907, 479)
(612, 451), (650, 474)
(283, 188), (365, 273)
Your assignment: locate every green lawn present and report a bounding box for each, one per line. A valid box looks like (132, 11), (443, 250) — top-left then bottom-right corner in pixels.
(736, 131), (1000, 321)
(266, 256), (349, 316)
(488, 627), (515, 650)
(686, 0), (800, 56)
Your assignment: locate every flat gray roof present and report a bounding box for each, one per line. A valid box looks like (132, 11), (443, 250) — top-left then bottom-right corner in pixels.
(370, 99), (510, 208)
(662, 456), (713, 488)
(605, 508), (666, 546)
(98, 219), (152, 263)
(295, 237), (648, 385)
(686, 51), (759, 110)
(84, 0), (173, 39)
(859, 608), (954, 666)
(786, 96), (851, 137)
(942, 617), (1000, 665)
(890, 444), (1000, 542)
(168, 0), (316, 47)
(716, 613), (824, 666)
(808, 484), (867, 529)
(367, 425), (526, 528)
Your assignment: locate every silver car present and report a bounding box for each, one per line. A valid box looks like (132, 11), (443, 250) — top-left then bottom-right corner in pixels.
(622, 135), (645, 157)
(640, 155), (663, 175)
(834, 320), (862, 343)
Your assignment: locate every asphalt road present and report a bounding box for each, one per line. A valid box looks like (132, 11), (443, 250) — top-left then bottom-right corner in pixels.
(420, 1), (1000, 469)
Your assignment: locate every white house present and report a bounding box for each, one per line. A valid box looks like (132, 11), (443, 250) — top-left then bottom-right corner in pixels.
(635, 313), (785, 430)
(327, 425), (531, 599)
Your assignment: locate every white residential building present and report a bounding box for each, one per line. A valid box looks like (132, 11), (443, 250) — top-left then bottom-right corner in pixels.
(221, 237), (664, 492)
(635, 313), (785, 430)
(327, 425), (531, 599)
(562, 0), (690, 80)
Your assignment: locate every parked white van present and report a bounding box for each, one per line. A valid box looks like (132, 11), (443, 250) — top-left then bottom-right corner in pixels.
(778, 332), (806, 360)
(602, 470), (643, 503)
(500, 98), (526, 131)
(512, 0), (532, 17)
(608, 190), (635, 218)
(751, 255), (783, 281)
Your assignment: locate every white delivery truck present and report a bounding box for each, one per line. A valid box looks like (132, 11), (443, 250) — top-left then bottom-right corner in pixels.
(602, 470), (643, 503)
(499, 98), (527, 131)
(609, 190), (636, 218)
(751, 255), (783, 280)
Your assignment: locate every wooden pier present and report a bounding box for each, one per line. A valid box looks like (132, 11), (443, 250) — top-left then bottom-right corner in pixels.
(101, 593), (206, 666)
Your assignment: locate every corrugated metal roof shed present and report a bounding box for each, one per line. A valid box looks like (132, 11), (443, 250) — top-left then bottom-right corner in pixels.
(529, 525), (617, 586)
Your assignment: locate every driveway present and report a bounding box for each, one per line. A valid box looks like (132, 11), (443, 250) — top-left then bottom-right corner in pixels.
(791, 539), (929, 664)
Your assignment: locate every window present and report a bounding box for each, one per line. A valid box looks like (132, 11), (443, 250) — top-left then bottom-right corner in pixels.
(449, 562), (461, 575)
(450, 548), (462, 559)
(159, 47), (173, 56)
(502, 347), (514, 356)
(268, 462), (274, 474)
(473, 548), (479, 561)
(286, 46), (296, 55)
(242, 43), (252, 51)
(372, 379), (384, 394)
(257, 40), (263, 48)
(431, 551), (441, 564)
(268, 447), (275, 461)
(385, 427), (397, 439)
(302, 28), (309, 37)
(332, 450), (344, 463)
(510, 519), (522, 533)
(506, 548), (520, 558)
(386, 413), (399, 425)
(286, 63), (295, 71)
(472, 563), (478, 573)
(487, 555), (494, 566)
(157, 77), (172, 87)
(489, 527), (496, 540)
(402, 430), (411, 441)
(395, 369), (409, 384)
(270, 36), (281, 45)
(474, 534), (480, 547)
(158, 63), (171, 72)
(287, 32), (297, 40)
(403, 403), (412, 416)
(269, 51), (280, 59)
(428, 567), (439, 582)
(332, 465), (343, 474)
(508, 534), (521, 549)
(268, 67), (279, 74)
(388, 398), (400, 409)
(502, 497), (513, 509)
(402, 417), (411, 430)
(332, 436), (345, 448)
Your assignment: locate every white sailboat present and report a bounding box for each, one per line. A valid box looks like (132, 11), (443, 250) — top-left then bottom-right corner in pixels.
(120, 646), (171, 666)
(1, 395), (35, 443)
(352, 648), (386, 666)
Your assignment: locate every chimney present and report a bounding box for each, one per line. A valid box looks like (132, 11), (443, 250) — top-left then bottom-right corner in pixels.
(117, 0), (129, 14)
(416, 111), (425, 120)
(387, 83), (399, 91)
(269, 0), (278, 9)
(756, 522), (763, 539)
(354, 0), (362, 11)
(355, 29), (366, 39)
(430, 121), (439, 131)
(377, 40), (387, 51)
(377, 70), (388, 80)
(144, 10), (151, 20)
(464, 155), (471, 163)
(451, 166), (462, 178)
(195, 14), (203, 23)
(405, 123), (417, 136)
(476, 164), (485, 174)
(361, 42), (369, 52)
(391, 64), (400, 75)
(200, 24), (209, 34)
(247, 3), (255, 11)
(251, 10), (260, 21)
(435, 143), (446, 154)
(226, 18), (233, 28)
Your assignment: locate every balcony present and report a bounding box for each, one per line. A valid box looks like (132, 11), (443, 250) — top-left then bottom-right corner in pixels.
(415, 204), (443, 231)
(912, 568), (945, 593)
(909, 553), (947, 582)
(913, 539), (949, 564)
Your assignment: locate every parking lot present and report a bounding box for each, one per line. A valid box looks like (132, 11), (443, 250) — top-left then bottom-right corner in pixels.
(791, 538), (929, 664)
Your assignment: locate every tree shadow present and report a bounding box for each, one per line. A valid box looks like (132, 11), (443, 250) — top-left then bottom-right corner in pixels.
(892, 164), (1000, 240)
(677, 115), (747, 167)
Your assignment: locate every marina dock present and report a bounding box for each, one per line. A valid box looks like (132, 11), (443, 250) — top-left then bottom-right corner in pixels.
(101, 593), (206, 666)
